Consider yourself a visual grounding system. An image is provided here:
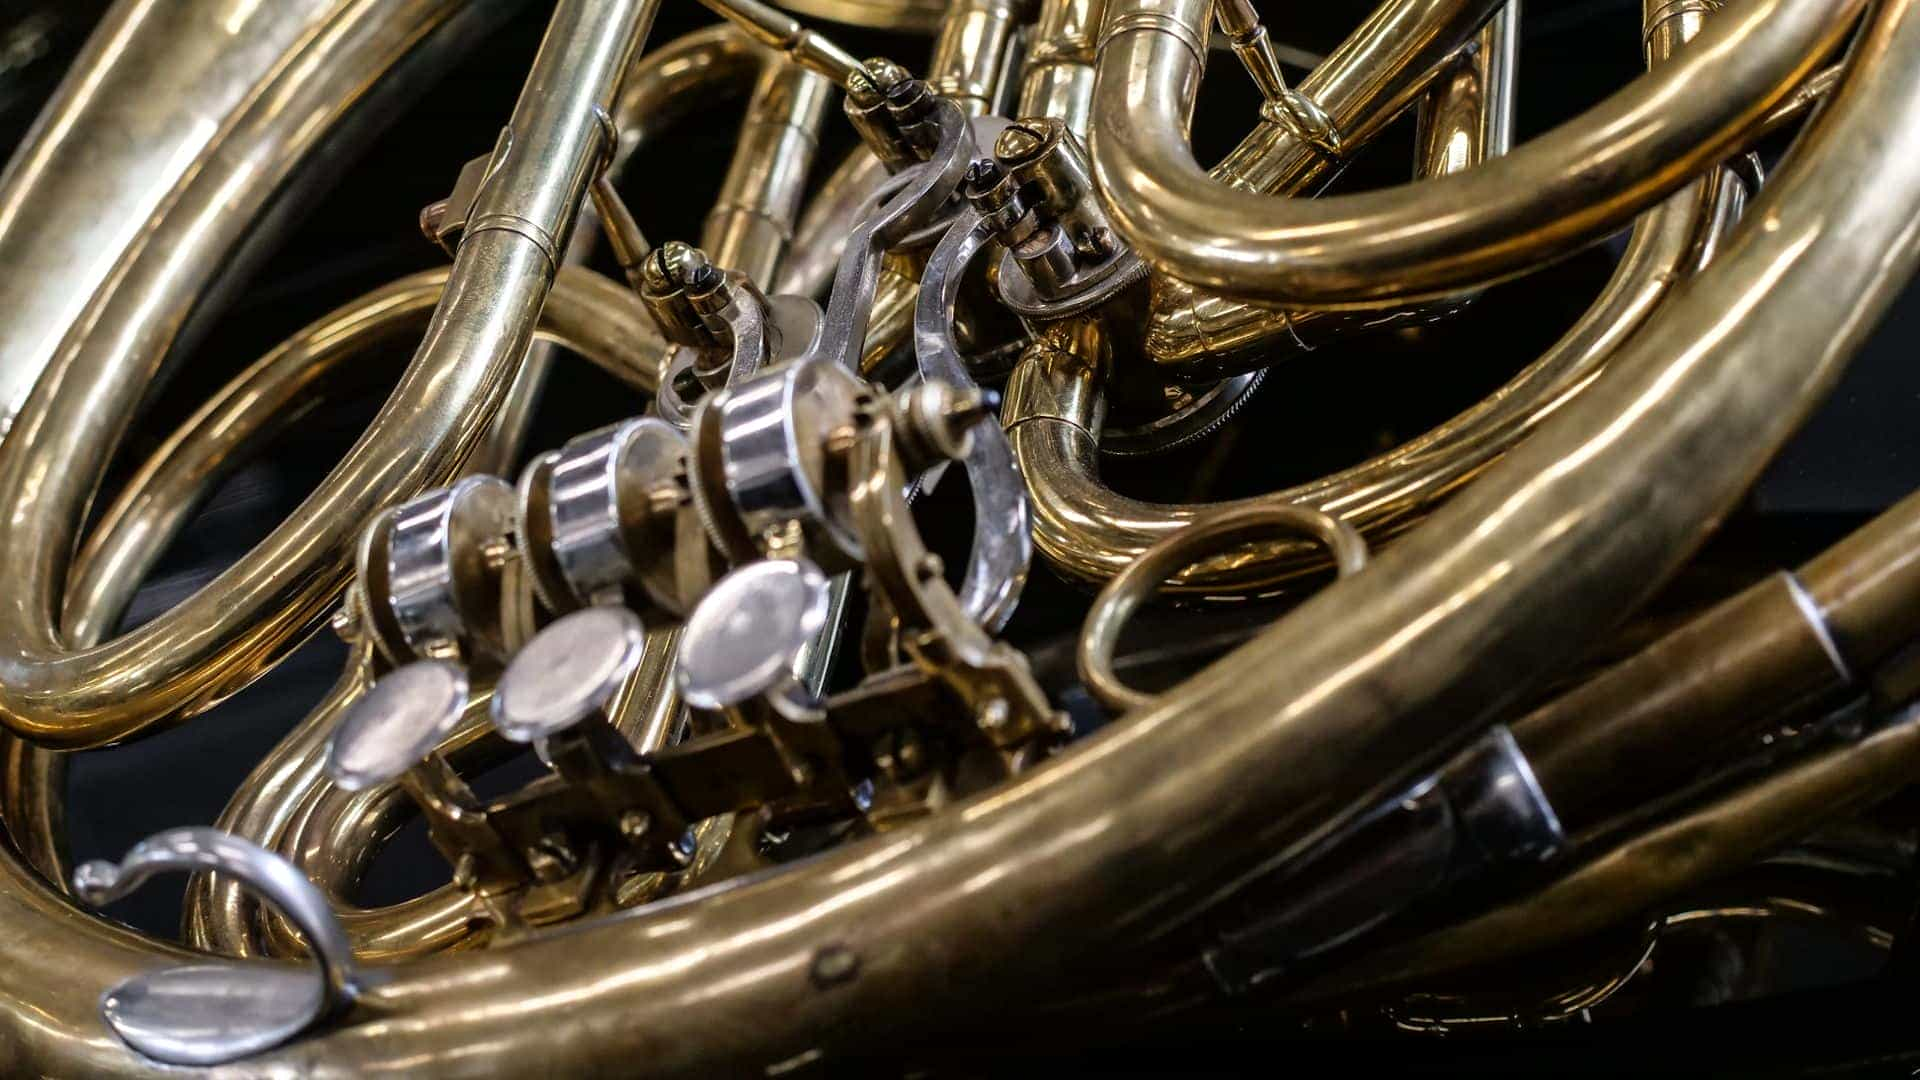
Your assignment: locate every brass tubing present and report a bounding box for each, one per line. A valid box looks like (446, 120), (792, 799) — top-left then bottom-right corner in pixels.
(1759, 61), (1844, 137)
(0, 0), (656, 749)
(1019, 0), (1106, 126)
(183, 653), (376, 957)
(778, 0), (949, 33)
(1507, 485), (1920, 830)
(0, 738), (63, 885)
(1800, 492), (1920, 670)
(1, 0), (1914, 1070)
(1146, 3), (1519, 376)
(1009, 154), (1742, 591)
(1299, 702), (1920, 1002)
(928, 0), (1031, 115)
(1128, 0), (1505, 363)
(269, 701), (509, 962)
(0, 0), (394, 436)
(694, 0), (866, 87)
(64, 267), (666, 654)
(705, 55), (835, 285)
(1512, 572), (1852, 826)
(1091, 0), (1860, 307)
(609, 24), (766, 150)
(1013, 0), (1738, 591)
(0, 263), (660, 933)
(473, 25), (768, 472)
(1206, 0), (1506, 197)
(180, 25), (779, 957)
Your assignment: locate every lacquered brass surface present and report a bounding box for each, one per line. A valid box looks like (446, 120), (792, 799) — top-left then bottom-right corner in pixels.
(0, 0), (1916, 1072)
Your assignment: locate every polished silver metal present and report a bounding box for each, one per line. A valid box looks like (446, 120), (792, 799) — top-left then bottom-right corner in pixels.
(326, 660), (470, 792)
(655, 280), (821, 428)
(380, 476), (517, 662)
(72, 828), (357, 1067)
(913, 205), (1032, 633)
(491, 605), (648, 744)
(1202, 725), (1562, 991)
(692, 358), (869, 567)
(798, 94), (979, 372)
(545, 417), (689, 608)
(678, 558), (832, 710)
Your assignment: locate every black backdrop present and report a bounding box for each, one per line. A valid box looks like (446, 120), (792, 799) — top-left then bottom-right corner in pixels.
(1, 1), (1917, 1073)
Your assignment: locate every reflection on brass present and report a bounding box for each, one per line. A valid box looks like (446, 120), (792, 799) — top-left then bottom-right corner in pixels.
(0, 0), (1915, 1072)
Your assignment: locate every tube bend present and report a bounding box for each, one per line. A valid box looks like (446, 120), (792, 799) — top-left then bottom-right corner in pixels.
(1091, 0), (1861, 307)
(0, 0), (652, 749)
(179, 23), (782, 957)
(1146, 0), (1518, 375)
(0, 0), (1917, 1070)
(1011, 155), (1743, 592)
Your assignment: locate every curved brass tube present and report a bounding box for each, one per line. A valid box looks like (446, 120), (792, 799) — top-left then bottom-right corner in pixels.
(0, 0), (653, 749)
(777, 0), (950, 32)
(1091, 0), (1859, 307)
(67, 267), (666, 654)
(1, 0), (1914, 1068)
(1146, 0), (1517, 374)
(1009, 4), (1744, 592)
(0, 0), (441, 437)
(610, 23), (765, 149)
(1009, 178), (1735, 594)
(0, 264), (659, 903)
(852, 0), (1030, 373)
(179, 25), (793, 958)
(0, 739), (63, 883)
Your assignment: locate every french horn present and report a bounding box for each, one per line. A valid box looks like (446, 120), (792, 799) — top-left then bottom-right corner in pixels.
(0, 0), (1914, 1072)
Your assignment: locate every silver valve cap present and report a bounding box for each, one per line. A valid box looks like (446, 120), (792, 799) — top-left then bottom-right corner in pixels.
(677, 558), (831, 712)
(363, 474), (517, 664)
(544, 416), (688, 608)
(490, 605), (647, 743)
(326, 660), (470, 792)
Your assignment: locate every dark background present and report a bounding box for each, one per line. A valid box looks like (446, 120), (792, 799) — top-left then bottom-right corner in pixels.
(1, 0), (1916, 1073)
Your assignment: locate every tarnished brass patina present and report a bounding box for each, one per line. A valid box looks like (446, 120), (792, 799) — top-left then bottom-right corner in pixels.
(0, 0), (1916, 1071)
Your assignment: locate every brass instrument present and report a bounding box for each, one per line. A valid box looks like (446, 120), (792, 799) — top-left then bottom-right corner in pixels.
(0, 0), (1914, 1071)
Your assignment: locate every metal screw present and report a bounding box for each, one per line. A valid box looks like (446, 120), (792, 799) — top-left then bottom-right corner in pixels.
(330, 590), (362, 643)
(526, 834), (577, 883)
(979, 697), (1010, 731)
(479, 536), (514, 572)
(670, 828), (699, 867)
(859, 57), (911, 96)
(809, 944), (861, 988)
(618, 810), (652, 844)
(994, 119), (1054, 166)
(642, 241), (717, 293)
